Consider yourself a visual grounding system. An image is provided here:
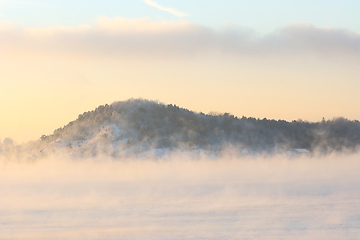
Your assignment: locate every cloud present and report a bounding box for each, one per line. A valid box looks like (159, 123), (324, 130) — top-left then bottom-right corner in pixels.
(0, 18), (360, 60)
(143, 0), (189, 17)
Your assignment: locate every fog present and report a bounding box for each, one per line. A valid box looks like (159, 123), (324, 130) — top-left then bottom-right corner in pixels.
(1, 153), (360, 239)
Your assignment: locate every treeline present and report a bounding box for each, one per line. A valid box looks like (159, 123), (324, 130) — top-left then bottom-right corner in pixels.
(34, 99), (360, 156)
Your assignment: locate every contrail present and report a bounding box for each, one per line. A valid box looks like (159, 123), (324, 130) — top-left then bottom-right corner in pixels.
(143, 0), (189, 17)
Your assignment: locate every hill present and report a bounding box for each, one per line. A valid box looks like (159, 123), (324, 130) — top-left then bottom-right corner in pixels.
(2, 99), (360, 159)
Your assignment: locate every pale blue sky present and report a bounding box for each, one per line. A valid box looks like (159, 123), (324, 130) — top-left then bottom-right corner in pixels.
(0, 0), (359, 33)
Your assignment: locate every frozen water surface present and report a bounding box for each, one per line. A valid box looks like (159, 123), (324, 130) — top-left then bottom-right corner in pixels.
(1, 154), (360, 239)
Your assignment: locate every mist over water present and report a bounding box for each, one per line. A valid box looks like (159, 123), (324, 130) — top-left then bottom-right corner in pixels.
(1, 100), (360, 239)
(1, 153), (360, 239)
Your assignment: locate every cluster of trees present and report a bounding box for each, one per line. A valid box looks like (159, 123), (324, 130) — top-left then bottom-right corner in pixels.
(0, 138), (14, 156)
(36, 99), (360, 157)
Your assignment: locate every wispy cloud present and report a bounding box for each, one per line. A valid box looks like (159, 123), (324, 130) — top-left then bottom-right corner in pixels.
(143, 0), (189, 17)
(1, 18), (360, 59)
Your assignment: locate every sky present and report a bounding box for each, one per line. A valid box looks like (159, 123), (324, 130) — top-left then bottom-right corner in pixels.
(1, 0), (360, 143)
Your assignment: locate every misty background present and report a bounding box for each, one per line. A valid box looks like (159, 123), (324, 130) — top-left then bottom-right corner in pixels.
(2, 1), (360, 239)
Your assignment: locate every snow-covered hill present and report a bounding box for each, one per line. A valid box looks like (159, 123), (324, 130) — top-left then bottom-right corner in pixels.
(2, 99), (360, 160)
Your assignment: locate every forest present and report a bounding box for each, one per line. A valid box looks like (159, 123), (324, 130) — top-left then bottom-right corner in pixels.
(1, 99), (360, 159)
